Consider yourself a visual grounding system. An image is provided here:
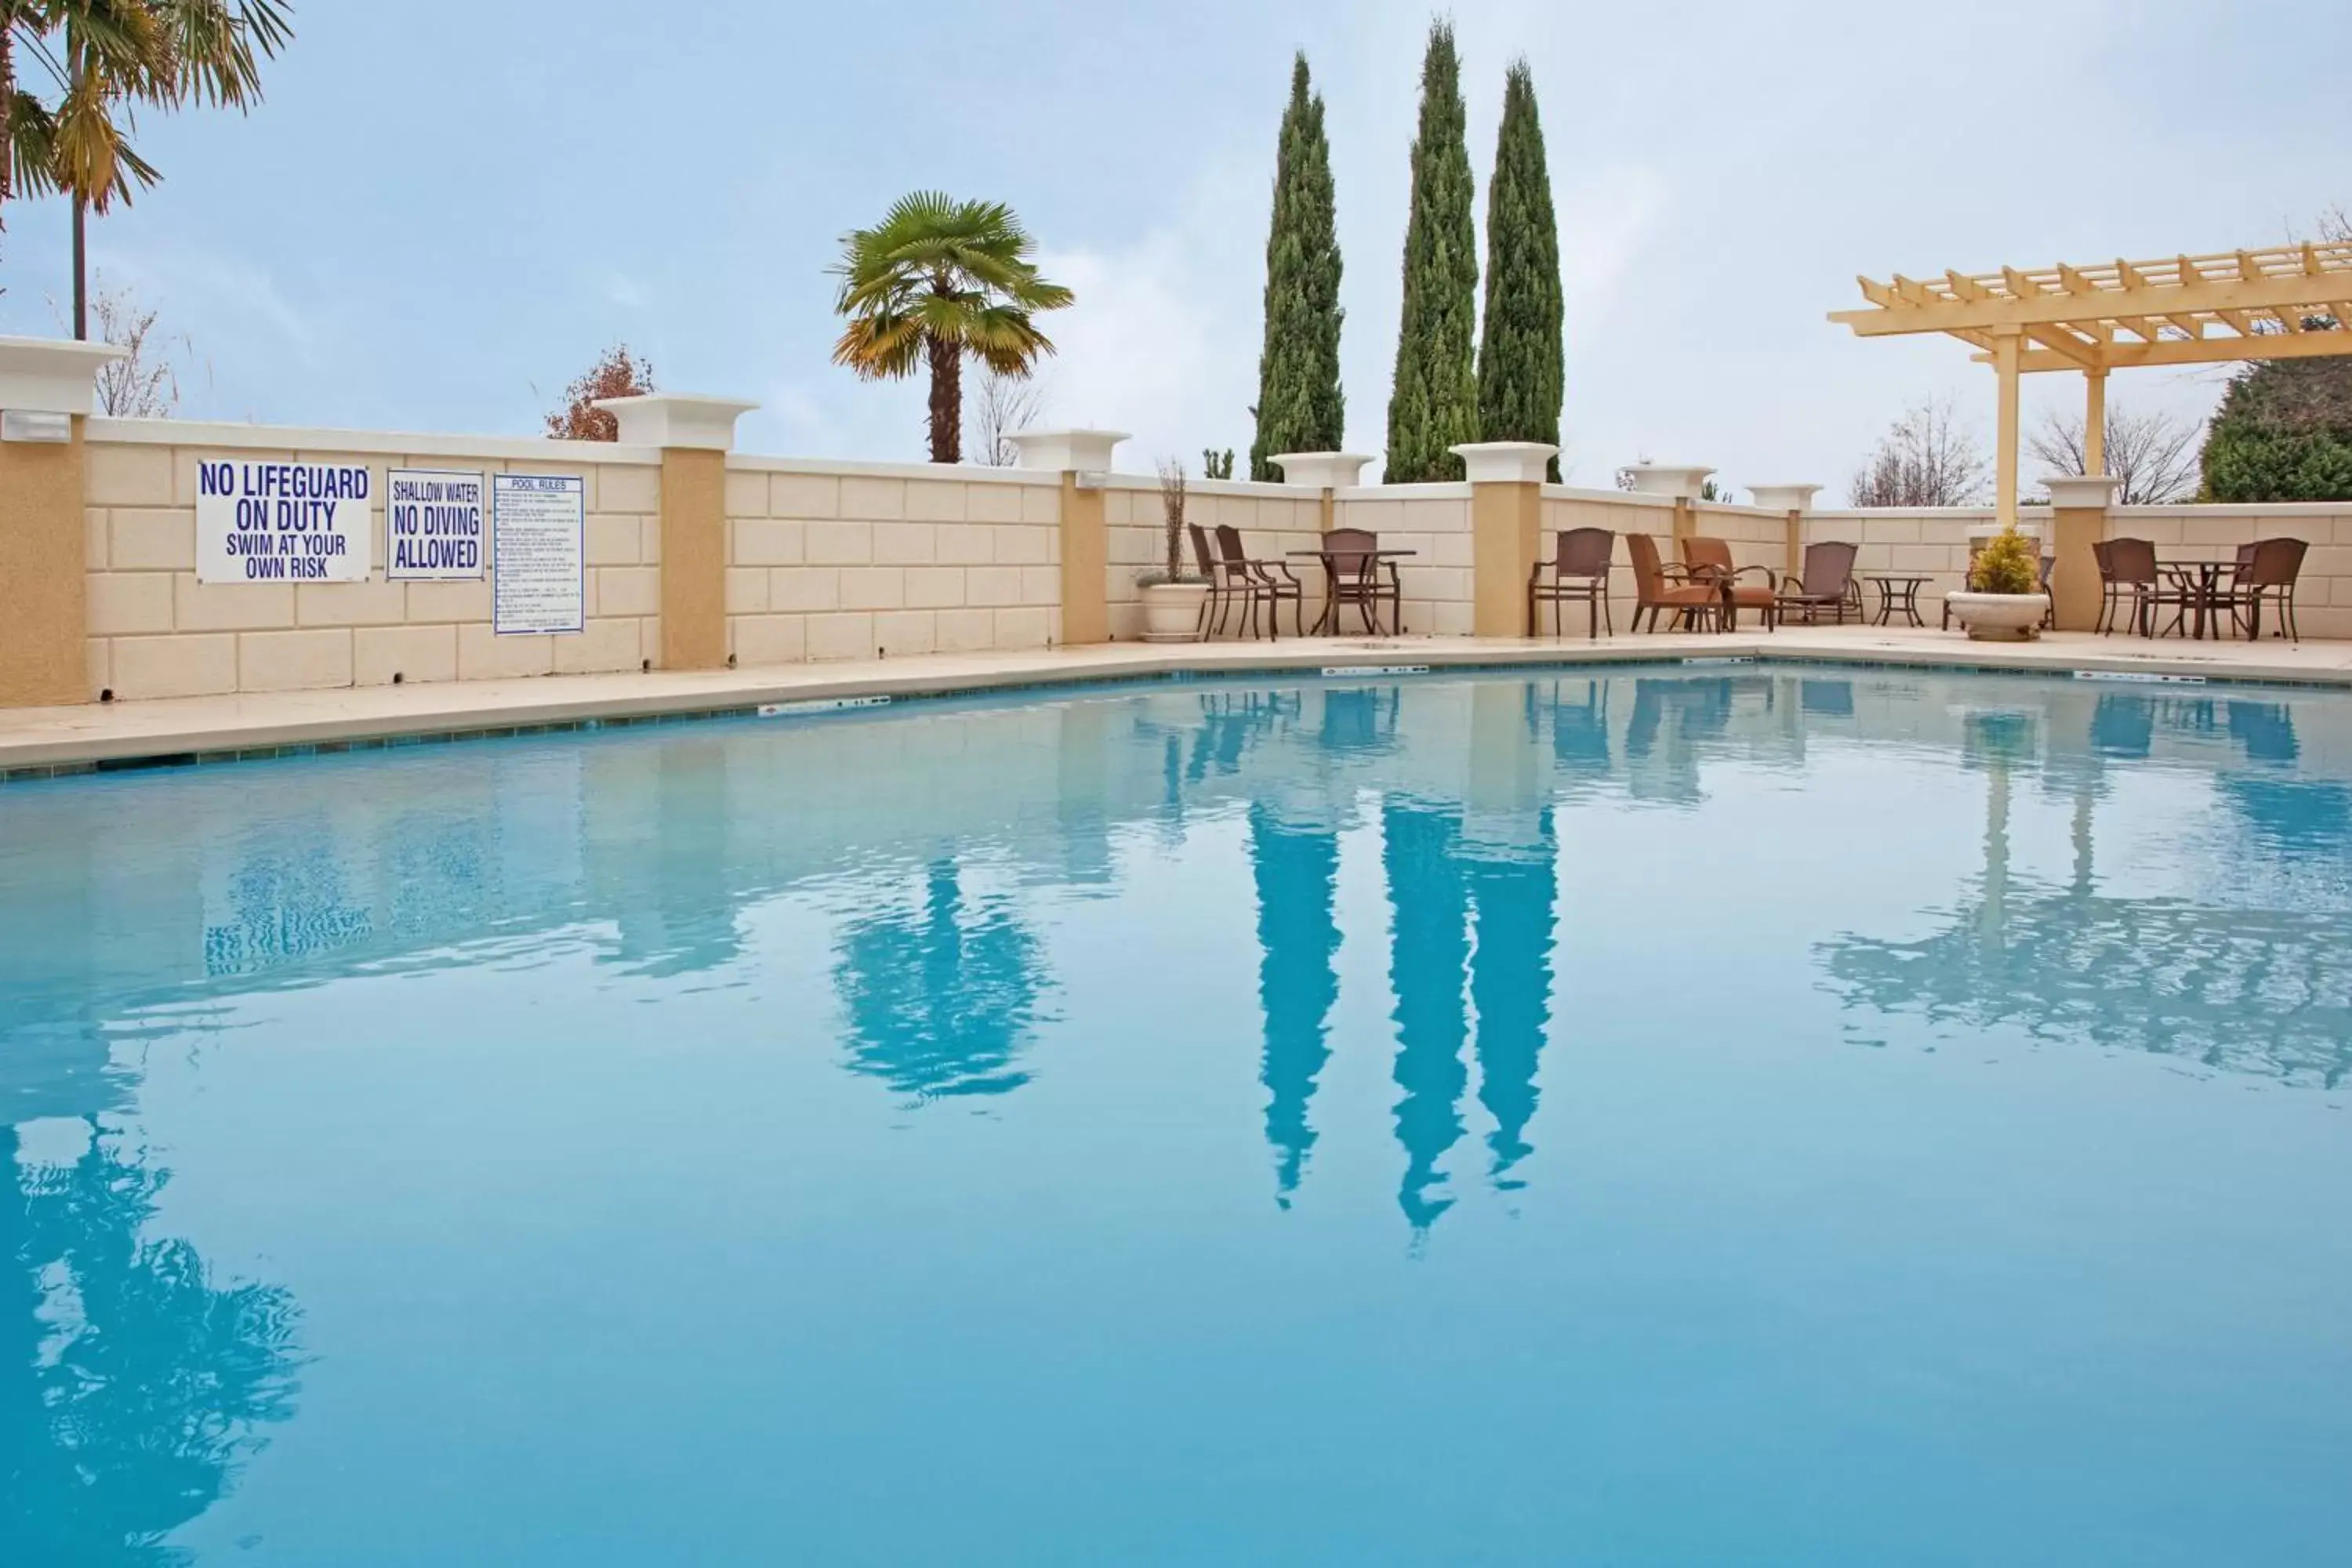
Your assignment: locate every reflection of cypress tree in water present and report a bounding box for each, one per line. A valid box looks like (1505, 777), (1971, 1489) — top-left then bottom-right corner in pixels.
(1, 1122), (302, 1564)
(1467, 810), (1557, 1189)
(1248, 808), (1341, 1206)
(1382, 801), (1468, 1231)
(835, 863), (1045, 1100)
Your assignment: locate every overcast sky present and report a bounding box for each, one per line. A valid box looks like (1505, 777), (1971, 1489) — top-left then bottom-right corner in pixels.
(0, 0), (2343, 499)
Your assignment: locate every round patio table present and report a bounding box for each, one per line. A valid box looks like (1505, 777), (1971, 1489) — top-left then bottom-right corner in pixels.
(1860, 572), (1931, 627)
(2158, 561), (2230, 640)
(1286, 548), (1417, 635)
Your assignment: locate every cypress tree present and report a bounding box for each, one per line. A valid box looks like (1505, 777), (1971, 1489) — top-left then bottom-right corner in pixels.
(1250, 53), (1346, 481)
(1476, 60), (1563, 482)
(1385, 20), (1479, 484)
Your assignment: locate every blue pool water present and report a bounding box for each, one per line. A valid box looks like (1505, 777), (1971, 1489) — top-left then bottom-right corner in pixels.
(5, 666), (2351, 1565)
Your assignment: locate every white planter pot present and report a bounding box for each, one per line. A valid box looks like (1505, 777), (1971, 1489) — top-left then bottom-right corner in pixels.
(1139, 582), (1210, 643)
(1944, 591), (2049, 642)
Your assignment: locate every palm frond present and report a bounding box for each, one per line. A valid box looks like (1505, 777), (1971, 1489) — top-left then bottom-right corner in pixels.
(829, 188), (1073, 389)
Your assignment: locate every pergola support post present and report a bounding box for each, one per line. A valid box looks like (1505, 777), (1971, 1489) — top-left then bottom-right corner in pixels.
(2083, 367), (2108, 477)
(1994, 328), (2022, 529)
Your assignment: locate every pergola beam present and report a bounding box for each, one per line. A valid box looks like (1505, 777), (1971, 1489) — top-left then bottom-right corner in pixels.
(1831, 274), (2349, 334)
(1977, 326), (2352, 373)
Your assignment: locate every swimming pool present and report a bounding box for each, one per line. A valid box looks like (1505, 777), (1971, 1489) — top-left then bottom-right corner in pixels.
(4, 665), (2349, 1565)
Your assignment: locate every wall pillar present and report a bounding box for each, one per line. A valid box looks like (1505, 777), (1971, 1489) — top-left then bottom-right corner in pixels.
(1621, 462), (1715, 554)
(1011, 428), (1128, 646)
(1272, 452), (1374, 536)
(0, 337), (125, 708)
(2044, 474), (2120, 633)
(1454, 442), (1556, 637)
(1749, 484), (1824, 578)
(596, 393), (757, 670)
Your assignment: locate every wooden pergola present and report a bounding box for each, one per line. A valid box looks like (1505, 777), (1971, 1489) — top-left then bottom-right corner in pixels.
(1831, 241), (2352, 523)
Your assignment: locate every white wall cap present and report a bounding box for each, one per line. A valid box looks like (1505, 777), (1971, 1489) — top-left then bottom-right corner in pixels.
(1269, 451), (1374, 489)
(1748, 483), (1824, 512)
(592, 394), (758, 450)
(1009, 428), (1129, 473)
(1620, 461), (1715, 499)
(1965, 520), (2045, 539)
(1450, 441), (1558, 485)
(0, 336), (125, 415)
(2041, 474), (2123, 509)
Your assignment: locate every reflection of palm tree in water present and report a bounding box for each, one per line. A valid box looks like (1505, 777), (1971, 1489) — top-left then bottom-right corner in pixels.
(1383, 802), (1468, 1232)
(835, 863), (1046, 1101)
(1249, 808), (1340, 1205)
(1, 1121), (303, 1565)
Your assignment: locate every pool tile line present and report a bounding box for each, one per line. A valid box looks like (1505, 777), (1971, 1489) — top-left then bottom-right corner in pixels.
(6, 642), (2352, 785)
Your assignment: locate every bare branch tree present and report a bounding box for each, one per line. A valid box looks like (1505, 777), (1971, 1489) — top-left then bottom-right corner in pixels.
(2028, 402), (2203, 505)
(967, 366), (1047, 466)
(88, 275), (184, 418)
(1848, 396), (1991, 506)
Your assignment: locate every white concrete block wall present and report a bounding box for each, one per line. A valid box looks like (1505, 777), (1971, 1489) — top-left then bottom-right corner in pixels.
(2108, 503), (2352, 640)
(1802, 507), (2049, 624)
(724, 458), (1062, 665)
(1330, 484), (1475, 636)
(82, 423), (659, 701)
(1107, 479), (1328, 640)
(1538, 488), (1676, 632)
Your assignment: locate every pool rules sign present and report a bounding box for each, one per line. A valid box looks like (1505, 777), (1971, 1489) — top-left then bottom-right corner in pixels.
(195, 460), (372, 583)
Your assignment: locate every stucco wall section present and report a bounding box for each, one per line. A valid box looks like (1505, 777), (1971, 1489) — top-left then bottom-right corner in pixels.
(724, 459), (1062, 666)
(82, 431), (659, 701)
(0, 423), (89, 706)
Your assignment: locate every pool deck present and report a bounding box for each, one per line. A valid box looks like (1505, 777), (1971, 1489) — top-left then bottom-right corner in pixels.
(8, 626), (2352, 775)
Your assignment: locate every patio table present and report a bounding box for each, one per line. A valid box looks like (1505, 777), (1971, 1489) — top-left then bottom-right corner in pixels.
(1859, 572), (1931, 628)
(2158, 561), (2231, 641)
(1286, 548), (1417, 635)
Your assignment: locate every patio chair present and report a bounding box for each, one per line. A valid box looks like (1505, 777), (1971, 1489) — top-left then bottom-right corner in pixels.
(2096, 537), (2163, 635)
(1195, 524), (1270, 639)
(2039, 554), (2056, 629)
(1626, 533), (1727, 633)
(1680, 537), (1777, 630)
(1323, 526), (1403, 636)
(1774, 541), (1860, 625)
(2221, 536), (2309, 642)
(1527, 527), (1614, 637)
(1214, 523), (1305, 639)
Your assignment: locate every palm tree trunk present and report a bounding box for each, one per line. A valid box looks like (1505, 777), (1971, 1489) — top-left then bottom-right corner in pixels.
(926, 334), (962, 464)
(72, 195), (87, 340)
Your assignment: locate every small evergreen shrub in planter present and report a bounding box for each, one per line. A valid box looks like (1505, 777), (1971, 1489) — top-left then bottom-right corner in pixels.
(1945, 524), (2049, 641)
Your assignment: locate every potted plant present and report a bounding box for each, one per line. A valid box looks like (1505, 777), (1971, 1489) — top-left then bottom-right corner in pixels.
(1945, 524), (2049, 641)
(1136, 457), (1210, 642)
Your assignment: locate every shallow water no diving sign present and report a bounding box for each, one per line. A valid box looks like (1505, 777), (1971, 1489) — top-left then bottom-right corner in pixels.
(2072, 669), (2207, 685)
(1322, 664), (1430, 678)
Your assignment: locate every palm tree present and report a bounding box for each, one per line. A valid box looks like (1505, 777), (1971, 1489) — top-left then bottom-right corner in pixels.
(830, 191), (1073, 464)
(1, 1), (289, 335)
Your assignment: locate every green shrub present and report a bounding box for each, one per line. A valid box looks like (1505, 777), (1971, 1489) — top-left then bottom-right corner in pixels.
(1969, 525), (2041, 595)
(2198, 356), (2352, 503)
